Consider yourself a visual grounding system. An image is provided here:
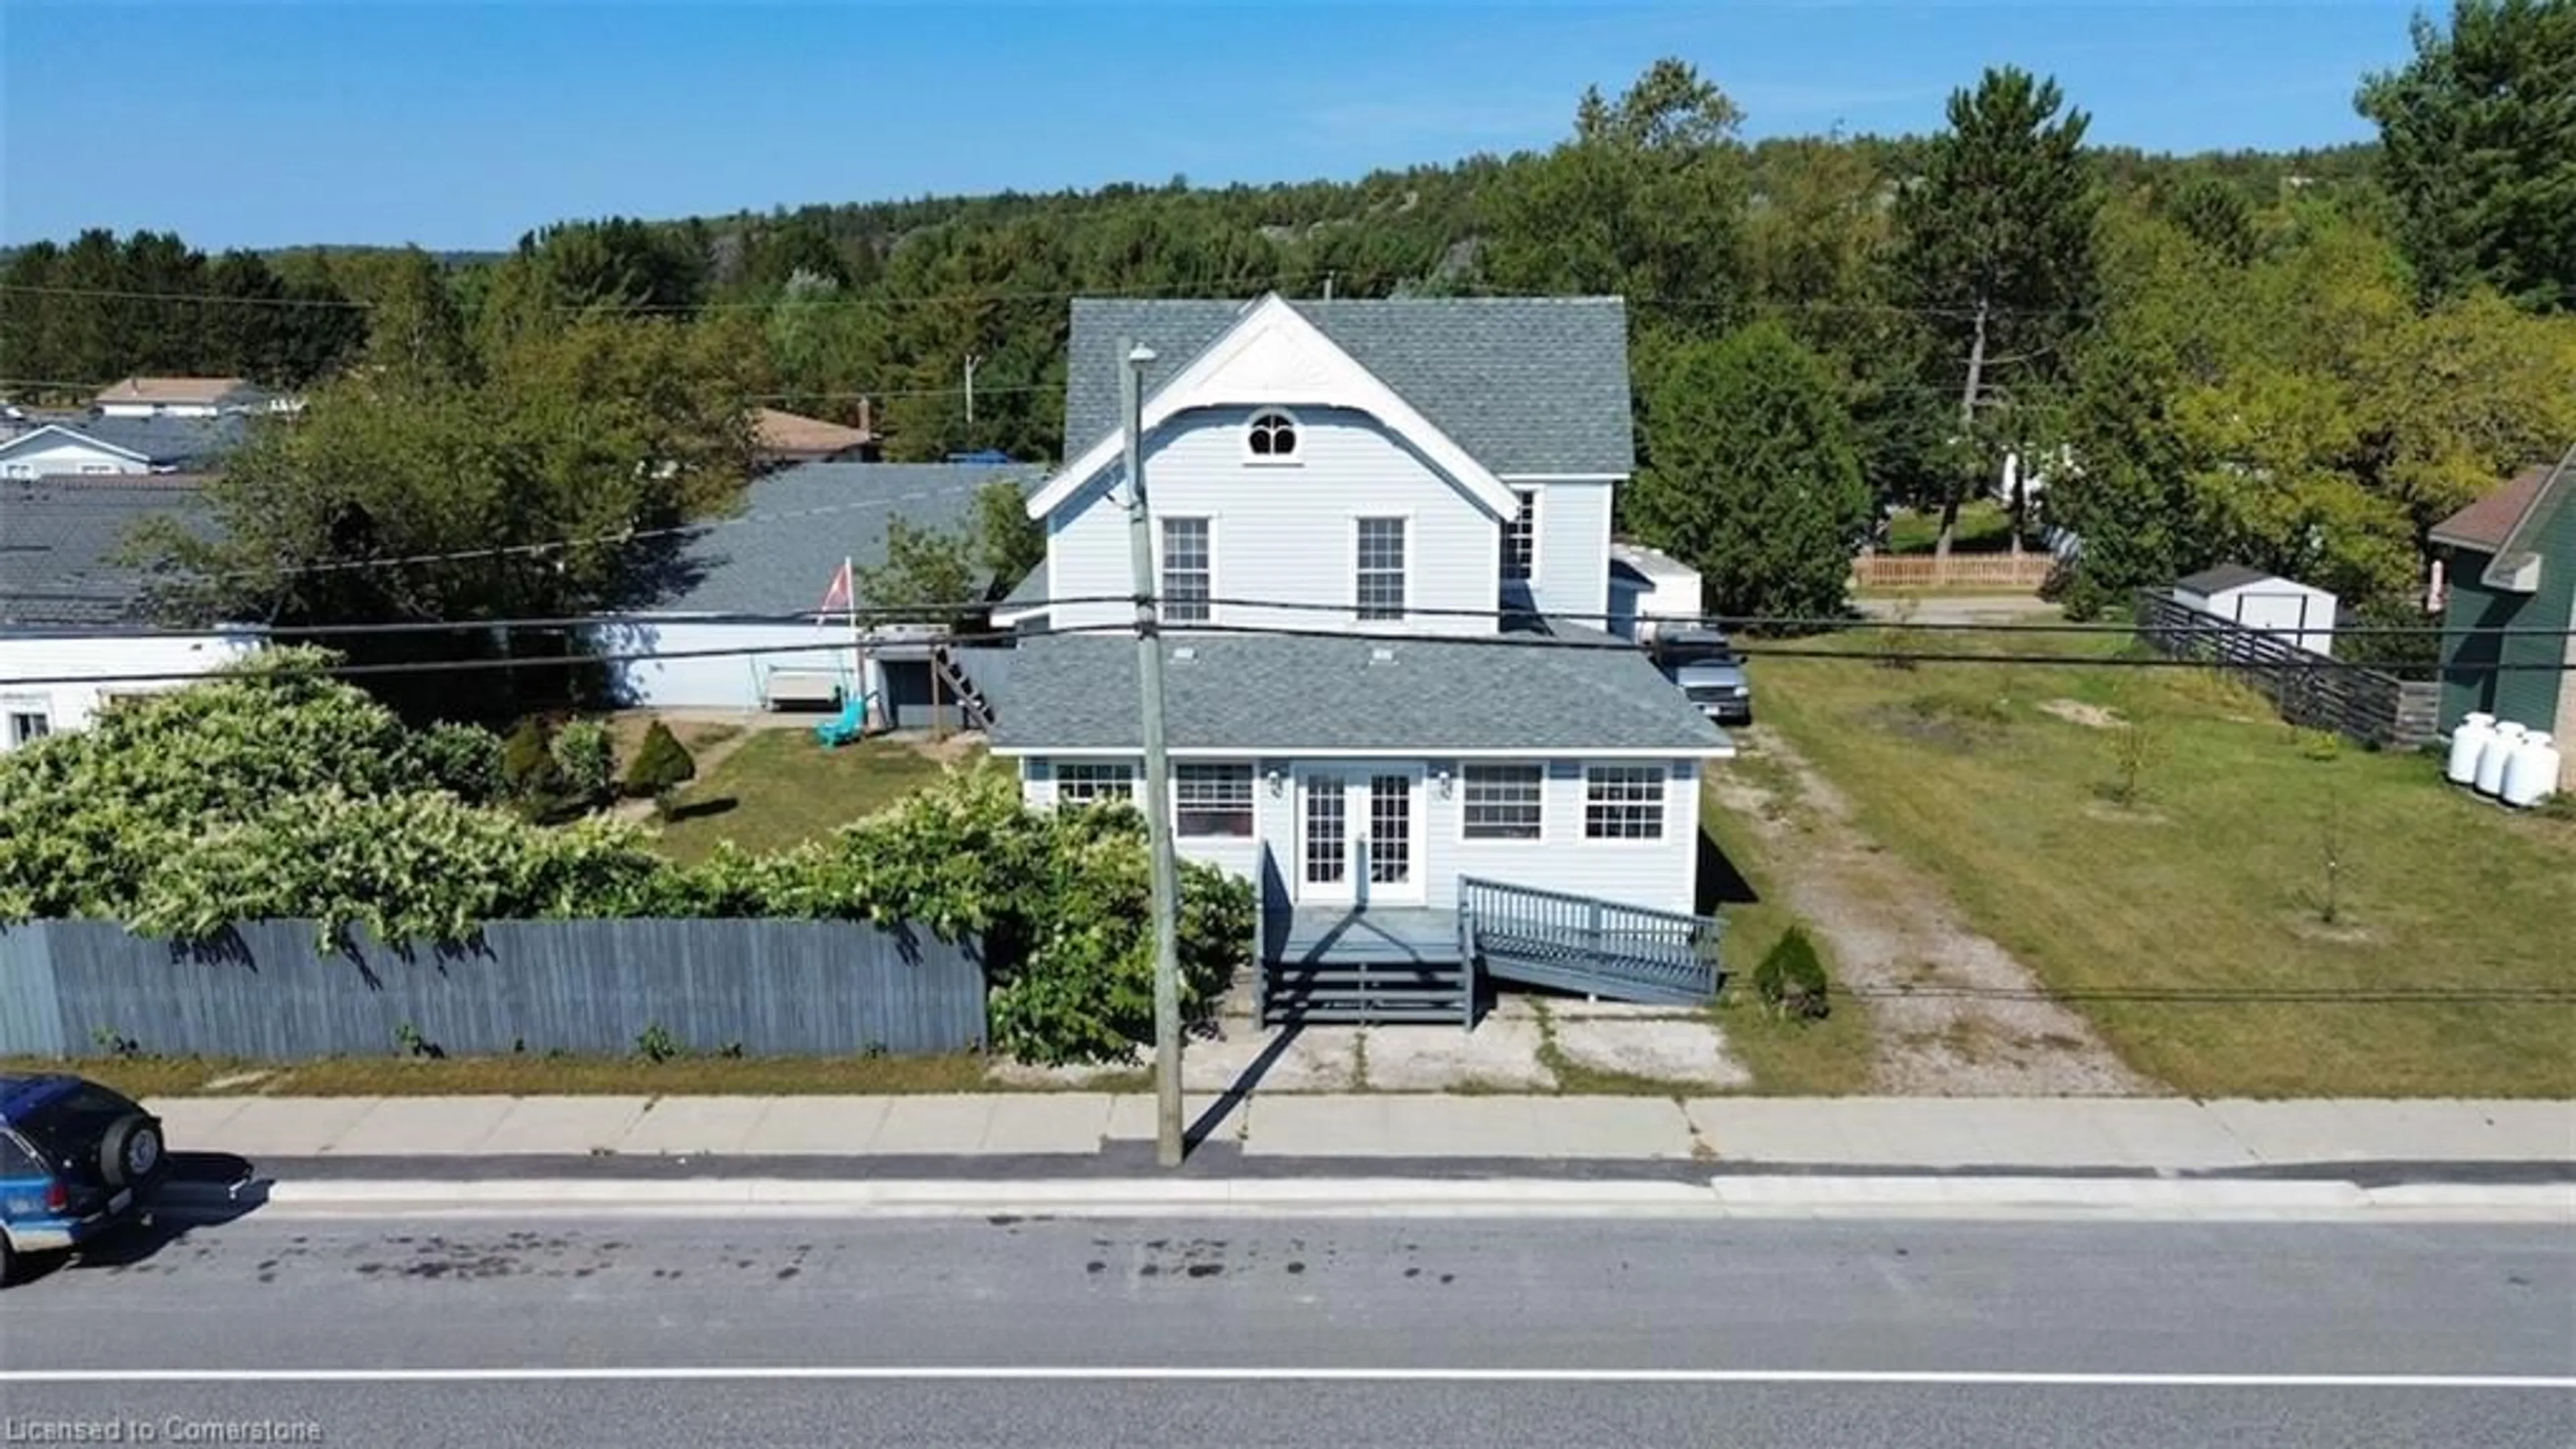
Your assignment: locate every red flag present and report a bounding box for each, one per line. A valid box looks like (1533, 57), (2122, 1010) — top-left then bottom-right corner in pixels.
(817, 559), (853, 618)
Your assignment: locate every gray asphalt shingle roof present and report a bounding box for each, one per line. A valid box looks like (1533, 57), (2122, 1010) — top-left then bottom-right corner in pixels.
(1061, 296), (1635, 478)
(632, 462), (1044, 614)
(2175, 563), (2276, 594)
(0, 476), (223, 628)
(988, 627), (1725, 754)
(0, 415), (255, 470)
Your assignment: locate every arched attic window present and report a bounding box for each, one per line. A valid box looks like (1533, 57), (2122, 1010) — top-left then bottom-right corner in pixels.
(1246, 409), (1300, 461)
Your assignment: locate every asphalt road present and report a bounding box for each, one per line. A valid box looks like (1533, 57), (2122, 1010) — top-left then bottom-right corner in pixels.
(2, 1213), (2568, 1447)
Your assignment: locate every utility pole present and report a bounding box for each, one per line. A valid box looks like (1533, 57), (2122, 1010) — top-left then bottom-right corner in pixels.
(1940, 295), (1990, 563)
(963, 353), (983, 428)
(1119, 339), (1185, 1169)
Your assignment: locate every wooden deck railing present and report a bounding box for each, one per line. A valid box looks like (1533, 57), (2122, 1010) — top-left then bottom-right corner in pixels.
(1456, 876), (1723, 994)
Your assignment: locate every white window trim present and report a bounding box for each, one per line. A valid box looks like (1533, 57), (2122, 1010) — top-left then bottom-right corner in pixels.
(1456, 759), (1546, 843)
(1054, 759), (1138, 806)
(2, 696), (56, 751)
(997, 745), (1735, 762)
(1173, 760), (1257, 839)
(1244, 407), (1304, 466)
(1157, 514), (1217, 626)
(1502, 486), (1542, 586)
(1351, 511), (1413, 625)
(1580, 762), (1670, 843)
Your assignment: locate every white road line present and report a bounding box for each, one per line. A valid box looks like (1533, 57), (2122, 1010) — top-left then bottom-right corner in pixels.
(1, 1368), (2569, 1389)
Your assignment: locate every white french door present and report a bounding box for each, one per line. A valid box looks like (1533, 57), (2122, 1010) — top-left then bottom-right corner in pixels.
(1294, 764), (1425, 906)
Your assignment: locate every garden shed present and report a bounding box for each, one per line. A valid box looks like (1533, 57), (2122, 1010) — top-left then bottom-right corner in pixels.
(2172, 564), (2339, 657)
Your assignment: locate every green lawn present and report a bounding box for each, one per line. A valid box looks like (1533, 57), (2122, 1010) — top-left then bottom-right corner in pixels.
(1884, 498), (2016, 555)
(1748, 633), (2576, 1097)
(652, 730), (980, 862)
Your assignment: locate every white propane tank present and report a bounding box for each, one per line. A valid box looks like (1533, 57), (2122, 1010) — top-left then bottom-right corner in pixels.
(2447, 711), (2497, 785)
(2502, 732), (2560, 808)
(2475, 721), (2527, 796)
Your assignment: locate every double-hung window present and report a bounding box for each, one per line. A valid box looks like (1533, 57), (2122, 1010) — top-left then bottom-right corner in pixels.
(1161, 517), (1212, 624)
(1461, 764), (1544, 840)
(1174, 763), (1254, 837)
(1056, 762), (1135, 806)
(1356, 517), (1407, 621)
(1582, 765), (1665, 840)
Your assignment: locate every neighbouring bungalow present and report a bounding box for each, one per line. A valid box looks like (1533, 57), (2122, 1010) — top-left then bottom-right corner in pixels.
(91, 376), (274, 418)
(0, 476), (265, 748)
(588, 460), (1037, 729)
(2430, 443), (2574, 785)
(0, 414), (250, 479)
(751, 404), (881, 472)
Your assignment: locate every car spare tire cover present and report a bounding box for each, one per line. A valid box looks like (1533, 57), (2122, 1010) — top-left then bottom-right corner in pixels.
(99, 1115), (162, 1186)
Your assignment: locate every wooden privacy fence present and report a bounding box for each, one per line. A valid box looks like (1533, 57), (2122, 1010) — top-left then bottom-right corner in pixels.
(0, 918), (987, 1061)
(1851, 553), (2056, 592)
(2133, 589), (2440, 750)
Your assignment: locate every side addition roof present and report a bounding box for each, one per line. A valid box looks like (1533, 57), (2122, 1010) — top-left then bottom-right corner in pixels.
(617, 461), (1044, 616)
(989, 627), (1729, 757)
(1059, 294), (1635, 479)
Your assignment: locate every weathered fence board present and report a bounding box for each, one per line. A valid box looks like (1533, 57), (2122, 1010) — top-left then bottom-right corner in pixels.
(2133, 588), (2439, 750)
(0, 918), (987, 1061)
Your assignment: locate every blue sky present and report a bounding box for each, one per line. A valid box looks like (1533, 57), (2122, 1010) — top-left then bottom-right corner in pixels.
(3, 1), (2423, 251)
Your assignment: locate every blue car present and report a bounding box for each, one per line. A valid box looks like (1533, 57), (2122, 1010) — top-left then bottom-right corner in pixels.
(1, 1073), (167, 1286)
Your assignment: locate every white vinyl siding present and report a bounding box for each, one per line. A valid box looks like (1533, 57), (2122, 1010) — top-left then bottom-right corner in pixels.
(1175, 762), (1255, 837)
(1460, 763), (1543, 839)
(1519, 479), (1613, 625)
(1583, 764), (1667, 839)
(1043, 407), (1501, 637)
(1016, 754), (1703, 918)
(1161, 517), (1212, 623)
(1355, 517), (1407, 622)
(0, 631), (265, 747)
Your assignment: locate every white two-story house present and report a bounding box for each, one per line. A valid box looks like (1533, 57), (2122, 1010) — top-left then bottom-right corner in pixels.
(988, 294), (1733, 1023)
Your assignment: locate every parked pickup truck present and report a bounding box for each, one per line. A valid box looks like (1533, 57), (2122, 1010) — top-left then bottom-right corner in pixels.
(1652, 627), (1752, 726)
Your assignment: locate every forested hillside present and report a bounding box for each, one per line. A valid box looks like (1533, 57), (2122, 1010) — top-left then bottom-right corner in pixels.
(4, 0), (2569, 645)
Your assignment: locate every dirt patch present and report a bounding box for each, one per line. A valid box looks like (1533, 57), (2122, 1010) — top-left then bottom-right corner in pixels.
(2081, 800), (2171, 826)
(1708, 727), (2157, 1097)
(2039, 698), (2123, 730)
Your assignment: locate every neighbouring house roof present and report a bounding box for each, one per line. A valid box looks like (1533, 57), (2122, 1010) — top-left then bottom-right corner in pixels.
(751, 407), (877, 458)
(2174, 562), (2277, 595)
(617, 461), (1045, 617)
(1059, 294), (1635, 478)
(988, 625), (1729, 756)
(0, 476), (225, 629)
(93, 376), (265, 409)
(0, 415), (252, 472)
(2430, 447), (2573, 592)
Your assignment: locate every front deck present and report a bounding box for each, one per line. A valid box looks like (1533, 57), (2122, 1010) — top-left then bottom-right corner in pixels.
(1250, 845), (1725, 1027)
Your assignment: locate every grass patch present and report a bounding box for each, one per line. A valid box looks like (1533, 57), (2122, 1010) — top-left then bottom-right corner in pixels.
(1697, 794), (1878, 1096)
(653, 731), (975, 862)
(1752, 649), (2576, 1097)
(1883, 499), (2015, 555)
(1, 1052), (1148, 1098)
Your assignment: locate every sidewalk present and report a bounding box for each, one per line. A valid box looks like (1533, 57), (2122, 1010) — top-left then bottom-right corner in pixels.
(146, 1092), (2576, 1171)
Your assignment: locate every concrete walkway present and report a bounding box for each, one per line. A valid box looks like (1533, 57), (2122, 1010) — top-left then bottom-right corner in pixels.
(145, 1093), (2575, 1169)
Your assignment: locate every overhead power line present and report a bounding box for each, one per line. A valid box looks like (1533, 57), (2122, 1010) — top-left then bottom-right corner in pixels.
(0, 606), (2563, 692)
